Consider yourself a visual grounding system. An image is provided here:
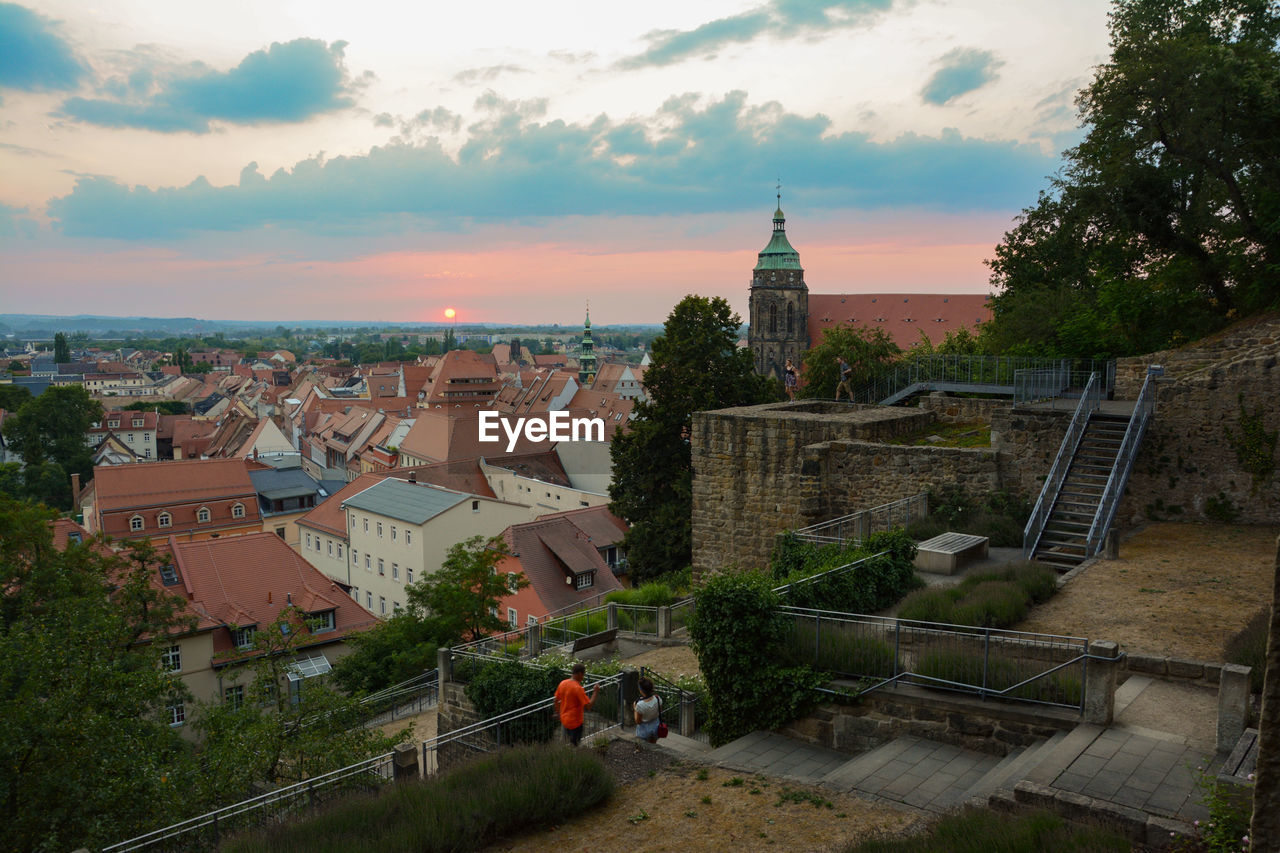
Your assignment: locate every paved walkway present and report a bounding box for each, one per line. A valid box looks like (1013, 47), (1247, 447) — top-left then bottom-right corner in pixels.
(666, 676), (1220, 836)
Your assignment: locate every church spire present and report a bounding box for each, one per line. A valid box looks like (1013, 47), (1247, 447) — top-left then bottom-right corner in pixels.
(578, 300), (597, 386)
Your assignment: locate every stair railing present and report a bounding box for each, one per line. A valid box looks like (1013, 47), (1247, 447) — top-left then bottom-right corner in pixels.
(1085, 370), (1156, 555)
(1022, 372), (1100, 559)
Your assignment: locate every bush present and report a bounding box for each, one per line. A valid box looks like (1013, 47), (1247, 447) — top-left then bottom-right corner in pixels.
(224, 744), (614, 853)
(914, 649), (1082, 706)
(782, 622), (895, 679)
(846, 806), (1129, 852)
(948, 581), (1028, 628)
(896, 587), (957, 624)
(465, 660), (562, 744)
(772, 528), (923, 614)
(605, 581), (681, 607)
(904, 487), (1032, 548)
(897, 562), (1057, 629)
(1224, 608), (1269, 693)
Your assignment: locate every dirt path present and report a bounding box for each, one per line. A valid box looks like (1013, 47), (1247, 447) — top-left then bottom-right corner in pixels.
(1015, 522), (1277, 660)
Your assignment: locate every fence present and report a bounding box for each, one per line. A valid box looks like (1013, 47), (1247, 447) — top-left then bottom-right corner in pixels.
(850, 355), (1112, 406)
(1085, 370), (1156, 555)
(102, 753), (394, 852)
(1023, 372), (1101, 559)
(779, 606), (1089, 712)
(792, 494), (928, 548)
(357, 669), (439, 728)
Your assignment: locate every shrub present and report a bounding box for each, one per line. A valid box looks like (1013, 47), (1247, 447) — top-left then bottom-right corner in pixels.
(898, 562), (1057, 629)
(846, 806), (1129, 852)
(948, 581), (1028, 628)
(465, 660), (562, 744)
(905, 488), (1032, 548)
(1224, 608), (1269, 693)
(783, 622), (895, 679)
(773, 528), (923, 614)
(224, 744), (614, 853)
(896, 587), (957, 624)
(605, 582), (680, 607)
(913, 649), (1081, 706)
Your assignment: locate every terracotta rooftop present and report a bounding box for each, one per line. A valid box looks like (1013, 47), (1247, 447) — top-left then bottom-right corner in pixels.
(807, 293), (992, 350)
(499, 507), (626, 613)
(93, 458), (256, 513)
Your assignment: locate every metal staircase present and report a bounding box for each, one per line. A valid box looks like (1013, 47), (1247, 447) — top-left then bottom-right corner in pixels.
(1031, 414), (1129, 570)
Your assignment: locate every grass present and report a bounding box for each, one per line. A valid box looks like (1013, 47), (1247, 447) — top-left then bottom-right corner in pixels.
(845, 807), (1131, 852)
(222, 744), (613, 853)
(897, 562), (1057, 628)
(885, 421), (992, 448)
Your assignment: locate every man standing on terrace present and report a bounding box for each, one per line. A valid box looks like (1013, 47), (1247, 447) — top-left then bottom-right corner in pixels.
(554, 663), (598, 746)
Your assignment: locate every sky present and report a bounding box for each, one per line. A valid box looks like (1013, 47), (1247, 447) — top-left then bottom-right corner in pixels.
(0, 0), (1113, 326)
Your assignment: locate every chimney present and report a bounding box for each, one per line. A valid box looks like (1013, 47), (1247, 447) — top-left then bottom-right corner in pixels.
(70, 473), (81, 505)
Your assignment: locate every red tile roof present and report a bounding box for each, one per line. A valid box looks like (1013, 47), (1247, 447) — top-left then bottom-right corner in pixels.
(807, 293), (992, 350)
(497, 507), (626, 614)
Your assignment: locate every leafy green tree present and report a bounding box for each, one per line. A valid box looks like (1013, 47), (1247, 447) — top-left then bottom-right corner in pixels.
(6, 360), (25, 374)
(192, 608), (407, 806)
(124, 400), (191, 415)
(610, 295), (775, 579)
(798, 325), (901, 399)
(0, 500), (194, 852)
(1, 385), (101, 508)
(331, 609), (445, 696)
(987, 0), (1280, 356)
(0, 383), (31, 411)
(407, 535), (526, 642)
(53, 332), (70, 364)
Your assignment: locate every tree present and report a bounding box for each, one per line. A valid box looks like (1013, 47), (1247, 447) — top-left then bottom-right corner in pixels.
(407, 535), (526, 642)
(986, 0), (1280, 357)
(0, 499), (195, 852)
(798, 325), (901, 400)
(53, 332), (70, 364)
(331, 609), (446, 696)
(610, 295), (775, 579)
(192, 608), (407, 806)
(0, 383), (31, 411)
(1, 385), (101, 508)
(124, 400), (190, 416)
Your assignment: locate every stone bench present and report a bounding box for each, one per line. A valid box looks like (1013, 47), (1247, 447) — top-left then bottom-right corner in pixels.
(570, 628), (617, 655)
(914, 532), (989, 575)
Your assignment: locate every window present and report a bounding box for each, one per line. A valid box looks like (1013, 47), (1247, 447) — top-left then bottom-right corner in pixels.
(352, 586), (359, 600)
(363, 517), (368, 532)
(350, 515), (355, 530)
(144, 448), (151, 458)
(315, 537), (321, 552)
(527, 615), (538, 627)
(405, 531), (412, 546)
(366, 591), (373, 609)
(406, 568), (414, 585)
(133, 417), (144, 427)
(196, 507), (211, 523)
(275, 527), (286, 539)
(378, 559), (384, 576)
(336, 545), (343, 559)
(391, 525), (397, 541)
(305, 532), (312, 548)
(108, 419), (120, 428)
(575, 572), (594, 590)
(159, 563), (178, 585)
(233, 626), (256, 650)
(310, 610), (336, 633)
(393, 601), (401, 613)
(224, 685), (244, 709)
(379, 596), (386, 614)
(365, 554), (371, 571)
(231, 502), (245, 519)
(167, 700), (185, 727)
(377, 522), (383, 537)
(507, 608), (517, 627)
(157, 511), (171, 528)
(161, 644), (181, 672)
(129, 514), (144, 532)
(506, 572), (520, 593)
(143, 433), (151, 441)
(327, 541), (333, 556)
(126, 432), (134, 442)
(392, 563), (399, 580)
(471, 500), (479, 512)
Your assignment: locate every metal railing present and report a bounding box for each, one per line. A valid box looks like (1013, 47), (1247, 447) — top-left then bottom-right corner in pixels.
(793, 494), (928, 547)
(772, 552), (889, 608)
(357, 669), (439, 728)
(849, 355), (1111, 406)
(452, 599), (689, 661)
(779, 607), (1089, 712)
(641, 666), (709, 744)
(1022, 372), (1101, 559)
(103, 753), (394, 852)
(423, 670), (626, 774)
(1085, 370), (1156, 556)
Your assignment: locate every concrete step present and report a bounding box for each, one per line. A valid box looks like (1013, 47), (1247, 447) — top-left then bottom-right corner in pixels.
(820, 735), (920, 789)
(655, 731), (714, 758)
(1024, 724), (1104, 787)
(979, 731), (1068, 807)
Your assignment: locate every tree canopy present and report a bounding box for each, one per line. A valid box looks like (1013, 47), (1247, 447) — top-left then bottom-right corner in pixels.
(985, 0), (1280, 357)
(0, 385), (102, 508)
(799, 326), (901, 399)
(407, 535), (525, 643)
(610, 295), (776, 579)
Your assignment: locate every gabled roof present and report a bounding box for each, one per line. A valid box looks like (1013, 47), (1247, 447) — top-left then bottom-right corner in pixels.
(248, 465), (322, 501)
(94, 457), (256, 512)
(807, 293), (992, 350)
(499, 507), (626, 613)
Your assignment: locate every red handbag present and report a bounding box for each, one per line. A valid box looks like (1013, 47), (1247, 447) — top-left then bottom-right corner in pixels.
(657, 722), (669, 739)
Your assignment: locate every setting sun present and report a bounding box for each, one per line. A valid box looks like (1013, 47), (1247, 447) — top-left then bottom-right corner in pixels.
(444, 308), (456, 319)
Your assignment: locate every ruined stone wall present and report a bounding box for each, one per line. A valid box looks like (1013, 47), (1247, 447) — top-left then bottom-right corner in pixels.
(990, 408), (1070, 501)
(917, 395), (1010, 425)
(1122, 353), (1280, 525)
(692, 401), (1009, 575)
(1114, 316), (1280, 398)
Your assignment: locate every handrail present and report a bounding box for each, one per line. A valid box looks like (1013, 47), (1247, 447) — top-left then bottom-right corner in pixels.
(1085, 371), (1156, 555)
(848, 355), (1112, 406)
(1022, 372), (1100, 559)
(793, 494), (928, 546)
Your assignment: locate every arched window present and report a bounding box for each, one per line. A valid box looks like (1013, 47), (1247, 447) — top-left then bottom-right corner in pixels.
(196, 507), (211, 524)
(770, 304), (777, 334)
(231, 502), (245, 519)
(157, 512), (172, 528)
(130, 514), (144, 532)
(787, 303), (794, 335)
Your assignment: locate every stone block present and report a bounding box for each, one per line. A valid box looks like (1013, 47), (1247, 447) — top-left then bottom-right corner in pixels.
(1013, 780), (1056, 809)
(1167, 658), (1205, 679)
(1203, 663), (1222, 685)
(1145, 816), (1196, 849)
(947, 713), (994, 738)
(1082, 797), (1149, 840)
(1217, 664), (1251, 754)
(1125, 654), (1168, 676)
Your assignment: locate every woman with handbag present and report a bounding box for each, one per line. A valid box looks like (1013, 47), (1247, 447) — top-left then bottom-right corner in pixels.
(634, 676), (662, 744)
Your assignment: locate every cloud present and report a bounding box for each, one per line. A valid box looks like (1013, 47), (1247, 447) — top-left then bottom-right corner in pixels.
(0, 3), (86, 91)
(46, 90), (1057, 240)
(453, 64), (529, 85)
(57, 38), (359, 133)
(920, 48), (1004, 106)
(619, 0), (892, 69)
(0, 202), (38, 239)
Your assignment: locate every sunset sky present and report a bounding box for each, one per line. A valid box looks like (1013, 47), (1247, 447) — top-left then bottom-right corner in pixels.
(0, 0), (1112, 326)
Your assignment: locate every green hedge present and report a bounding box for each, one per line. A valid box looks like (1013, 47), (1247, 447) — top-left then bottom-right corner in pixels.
(896, 563), (1056, 628)
(904, 488), (1031, 548)
(847, 806), (1129, 853)
(224, 744), (613, 853)
(771, 529), (923, 614)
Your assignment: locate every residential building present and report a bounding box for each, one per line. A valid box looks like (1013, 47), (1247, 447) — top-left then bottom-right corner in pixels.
(82, 457), (263, 543)
(87, 410), (159, 460)
(248, 460), (330, 550)
(590, 362), (648, 403)
(492, 506), (627, 627)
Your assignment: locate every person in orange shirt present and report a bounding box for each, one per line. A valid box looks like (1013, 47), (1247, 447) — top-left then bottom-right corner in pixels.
(553, 662), (598, 746)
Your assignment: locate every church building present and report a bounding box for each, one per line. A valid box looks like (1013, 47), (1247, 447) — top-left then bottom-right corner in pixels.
(747, 198), (993, 381)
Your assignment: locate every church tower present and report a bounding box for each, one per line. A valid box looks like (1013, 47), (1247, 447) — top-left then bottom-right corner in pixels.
(748, 190), (808, 381)
(578, 306), (597, 386)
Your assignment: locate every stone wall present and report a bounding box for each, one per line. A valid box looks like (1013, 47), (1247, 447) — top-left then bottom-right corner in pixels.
(780, 685), (1077, 756)
(692, 401), (1008, 575)
(990, 408), (1071, 501)
(1123, 353), (1280, 525)
(917, 394), (1011, 425)
(1114, 316), (1280, 398)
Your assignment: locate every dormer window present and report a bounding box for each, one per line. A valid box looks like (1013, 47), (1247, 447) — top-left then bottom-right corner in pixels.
(133, 418), (144, 427)
(157, 511), (172, 528)
(232, 625), (256, 650)
(574, 572), (594, 591)
(196, 507), (211, 523)
(159, 563), (179, 585)
(108, 420), (120, 429)
(129, 514), (144, 532)
(231, 502), (245, 519)
(310, 610), (336, 633)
